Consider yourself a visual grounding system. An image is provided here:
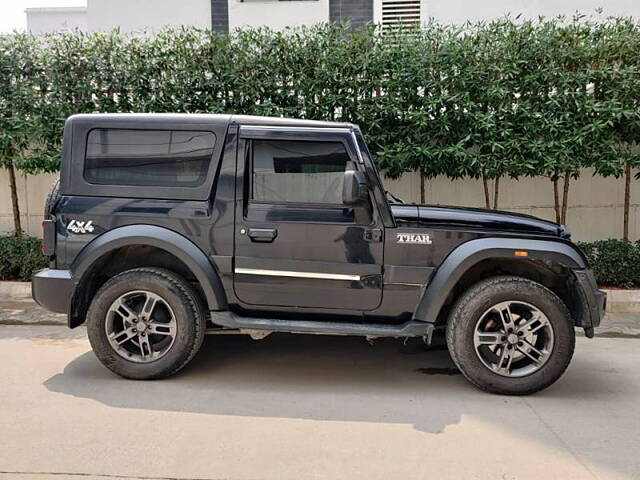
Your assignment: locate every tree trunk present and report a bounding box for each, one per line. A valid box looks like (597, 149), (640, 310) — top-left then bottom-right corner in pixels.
(561, 172), (570, 225)
(492, 176), (500, 210)
(7, 161), (22, 237)
(482, 173), (491, 209)
(552, 176), (561, 224)
(420, 172), (426, 204)
(624, 161), (631, 241)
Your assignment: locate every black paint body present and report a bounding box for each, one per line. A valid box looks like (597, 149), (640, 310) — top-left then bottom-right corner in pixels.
(32, 114), (605, 335)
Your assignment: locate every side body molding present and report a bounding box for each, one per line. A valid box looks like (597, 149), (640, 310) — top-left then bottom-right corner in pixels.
(413, 237), (587, 324)
(71, 225), (227, 312)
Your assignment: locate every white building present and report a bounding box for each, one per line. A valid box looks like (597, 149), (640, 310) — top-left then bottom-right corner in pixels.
(25, 6), (87, 34)
(26, 0), (640, 35)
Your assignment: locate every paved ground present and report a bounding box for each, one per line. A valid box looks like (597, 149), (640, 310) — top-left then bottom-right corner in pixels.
(0, 297), (67, 326)
(1, 318), (639, 480)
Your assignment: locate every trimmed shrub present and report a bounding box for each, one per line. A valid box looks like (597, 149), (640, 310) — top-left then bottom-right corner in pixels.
(0, 235), (48, 282)
(578, 239), (640, 288)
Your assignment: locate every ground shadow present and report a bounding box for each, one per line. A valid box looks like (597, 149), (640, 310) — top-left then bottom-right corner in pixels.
(43, 333), (620, 435)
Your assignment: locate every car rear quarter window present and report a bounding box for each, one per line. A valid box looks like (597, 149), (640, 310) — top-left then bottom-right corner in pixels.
(84, 129), (216, 187)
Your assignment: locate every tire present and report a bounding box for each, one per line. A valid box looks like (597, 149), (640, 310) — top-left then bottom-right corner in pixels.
(44, 177), (60, 219)
(446, 276), (575, 395)
(87, 267), (206, 380)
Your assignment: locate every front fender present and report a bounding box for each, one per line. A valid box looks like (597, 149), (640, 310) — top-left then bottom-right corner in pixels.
(413, 237), (586, 324)
(70, 225), (227, 318)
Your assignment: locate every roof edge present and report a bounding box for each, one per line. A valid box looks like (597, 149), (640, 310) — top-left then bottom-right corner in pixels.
(26, 6), (87, 14)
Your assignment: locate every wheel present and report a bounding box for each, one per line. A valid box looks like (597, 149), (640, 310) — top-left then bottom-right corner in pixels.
(44, 177), (60, 219)
(87, 267), (206, 379)
(446, 276), (575, 395)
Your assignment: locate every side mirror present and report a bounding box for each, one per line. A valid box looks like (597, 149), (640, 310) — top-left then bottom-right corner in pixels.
(342, 170), (369, 206)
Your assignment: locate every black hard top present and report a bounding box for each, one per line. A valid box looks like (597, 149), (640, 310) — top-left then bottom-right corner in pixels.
(65, 113), (354, 129)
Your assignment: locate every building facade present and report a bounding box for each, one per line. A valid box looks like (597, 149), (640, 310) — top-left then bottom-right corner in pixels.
(28, 0), (640, 35)
(25, 6), (88, 34)
(26, 0), (382, 34)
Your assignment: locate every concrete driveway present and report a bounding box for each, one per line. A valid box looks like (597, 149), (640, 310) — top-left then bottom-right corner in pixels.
(0, 324), (639, 480)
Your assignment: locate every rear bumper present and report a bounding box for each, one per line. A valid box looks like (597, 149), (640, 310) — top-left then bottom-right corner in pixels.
(574, 269), (606, 330)
(32, 269), (73, 314)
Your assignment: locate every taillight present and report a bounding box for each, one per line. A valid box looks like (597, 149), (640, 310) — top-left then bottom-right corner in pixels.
(41, 219), (56, 257)
(40, 221), (45, 255)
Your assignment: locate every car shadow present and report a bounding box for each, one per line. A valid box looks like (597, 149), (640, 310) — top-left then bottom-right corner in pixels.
(43, 333), (617, 435)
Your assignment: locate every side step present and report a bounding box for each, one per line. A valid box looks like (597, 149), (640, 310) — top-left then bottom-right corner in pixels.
(209, 311), (433, 341)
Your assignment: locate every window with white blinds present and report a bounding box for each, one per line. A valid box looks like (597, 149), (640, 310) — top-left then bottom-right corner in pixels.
(375, 0), (423, 30)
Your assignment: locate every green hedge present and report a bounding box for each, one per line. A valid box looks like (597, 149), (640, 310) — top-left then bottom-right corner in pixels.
(0, 235), (48, 282)
(1, 18), (639, 208)
(579, 240), (640, 288)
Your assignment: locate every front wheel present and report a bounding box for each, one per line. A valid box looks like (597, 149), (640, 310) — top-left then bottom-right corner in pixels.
(446, 276), (575, 395)
(87, 267), (206, 379)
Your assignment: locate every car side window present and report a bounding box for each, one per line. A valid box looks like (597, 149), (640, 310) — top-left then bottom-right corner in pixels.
(251, 139), (350, 205)
(84, 128), (216, 187)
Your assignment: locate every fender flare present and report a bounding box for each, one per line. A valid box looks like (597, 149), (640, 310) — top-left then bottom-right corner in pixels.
(413, 237), (586, 324)
(70, 224), (227, 312)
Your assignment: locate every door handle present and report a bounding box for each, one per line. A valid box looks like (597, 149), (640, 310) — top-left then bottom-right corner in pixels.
(247, 228), (278, 243)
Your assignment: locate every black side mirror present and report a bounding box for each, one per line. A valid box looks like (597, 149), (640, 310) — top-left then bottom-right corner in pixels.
(342, 170), (368, 206)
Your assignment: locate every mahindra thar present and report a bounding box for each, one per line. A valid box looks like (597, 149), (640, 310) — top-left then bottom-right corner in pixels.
(33, 114), (606, 395)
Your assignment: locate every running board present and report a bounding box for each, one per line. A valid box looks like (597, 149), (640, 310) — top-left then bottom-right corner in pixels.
(209, 312), (433, 341)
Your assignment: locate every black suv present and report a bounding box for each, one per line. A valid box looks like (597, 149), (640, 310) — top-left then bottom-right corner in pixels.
(33, 114), (605, 395)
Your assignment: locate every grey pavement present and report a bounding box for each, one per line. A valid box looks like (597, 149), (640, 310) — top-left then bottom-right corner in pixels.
(0, 297), (67, 326)
(0, 324), (639, 479)
(1, 296), (640, 479)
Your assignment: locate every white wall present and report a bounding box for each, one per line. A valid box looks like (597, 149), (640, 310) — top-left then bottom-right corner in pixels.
(25, 0), (640, 36)
(0, 172), (59, 237)
(228, 0), (329, 31)
(426, 0), (640, 25)
(26, 7), (88, 34)
(86, 0), (211, 33)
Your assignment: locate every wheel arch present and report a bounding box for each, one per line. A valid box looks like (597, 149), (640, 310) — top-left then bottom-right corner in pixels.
(68, 225), (227, 328)
(413, 237), (587, 326)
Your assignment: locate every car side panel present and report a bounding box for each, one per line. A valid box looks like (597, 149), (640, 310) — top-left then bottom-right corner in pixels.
(372, 219), (480, 321)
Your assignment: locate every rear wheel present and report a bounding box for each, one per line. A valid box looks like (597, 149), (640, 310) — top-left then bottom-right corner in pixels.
(446, 276), (575, 395)
(87, 267), (206, 379)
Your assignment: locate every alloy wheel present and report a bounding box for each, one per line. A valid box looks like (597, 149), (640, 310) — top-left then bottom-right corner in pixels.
(473, 301), (555, 377)
(105, 290), (177, 363)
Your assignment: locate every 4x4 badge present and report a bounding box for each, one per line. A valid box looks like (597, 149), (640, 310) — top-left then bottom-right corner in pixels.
(396, 233), (432, 244)
(67, 220), (94, 234)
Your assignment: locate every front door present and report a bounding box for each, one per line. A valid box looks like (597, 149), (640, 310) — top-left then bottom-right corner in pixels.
(233, 126), (384, 311)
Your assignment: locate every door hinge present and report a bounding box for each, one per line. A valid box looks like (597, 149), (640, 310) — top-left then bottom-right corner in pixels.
(364, 228), (383, 242)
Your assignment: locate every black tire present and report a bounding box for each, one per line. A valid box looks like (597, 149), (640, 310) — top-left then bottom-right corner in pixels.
(446, 276), (575, 395)
(87, 267), (206, 380)
(44, 177), (60, 219)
